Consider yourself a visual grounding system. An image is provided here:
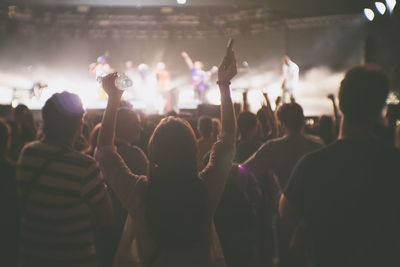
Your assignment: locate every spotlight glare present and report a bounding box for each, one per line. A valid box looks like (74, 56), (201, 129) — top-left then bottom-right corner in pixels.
(385, 0), (396, 13)
(177, 0), (187, 4)
(375, 2), (387, 14)
(364, 8), (375, 21)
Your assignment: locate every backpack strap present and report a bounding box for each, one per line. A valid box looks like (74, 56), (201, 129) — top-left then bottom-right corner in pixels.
(20, 148), (69, 213)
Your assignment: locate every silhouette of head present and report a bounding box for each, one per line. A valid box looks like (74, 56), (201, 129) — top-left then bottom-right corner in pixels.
(42, 91), (84, 142)
(197, 116), (212, 139)
(237, 111), (258, 140)
(339, 64), (389, 124)
(277, 102), (304, 132)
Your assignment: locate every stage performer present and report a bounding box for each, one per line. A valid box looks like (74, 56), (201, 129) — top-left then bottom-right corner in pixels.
(181, 51), (207, 103)
(281, 56), (299, 103)
(155, 62), (172, 112)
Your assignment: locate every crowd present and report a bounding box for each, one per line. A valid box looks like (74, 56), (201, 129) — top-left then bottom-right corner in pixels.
(1, 45), (400, 267)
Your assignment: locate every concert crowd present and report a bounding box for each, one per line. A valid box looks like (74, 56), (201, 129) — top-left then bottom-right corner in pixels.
(1, 45), (400, 267)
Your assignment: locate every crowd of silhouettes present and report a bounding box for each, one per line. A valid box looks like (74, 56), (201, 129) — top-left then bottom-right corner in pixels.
(0, 44), (400, 267)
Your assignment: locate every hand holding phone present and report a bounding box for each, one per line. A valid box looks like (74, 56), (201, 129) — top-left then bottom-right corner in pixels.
(218, 38), (237, 83)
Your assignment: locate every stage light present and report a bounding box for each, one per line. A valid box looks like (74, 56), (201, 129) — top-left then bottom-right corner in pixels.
(363, 8), (375, 21)
(177, 0), (187, 4)
(385, 0), (396, 13)
(375, 2), (387, 14)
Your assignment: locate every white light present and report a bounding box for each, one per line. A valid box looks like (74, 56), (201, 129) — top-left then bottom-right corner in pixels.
(364, 8), (375, 21)
(385, 0), (396, 13)
(375, 2), (387, 14)
(177, 0), (186, 4)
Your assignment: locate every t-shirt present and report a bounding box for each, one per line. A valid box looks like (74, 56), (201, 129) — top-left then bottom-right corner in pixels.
(243, 133), (323, 190)
(282, 60), (299, 90)
(191, 68), (206, 92)
(17, 141), (108, 267)
(234, 139), (261, 164)
(285, 139), (400, 267)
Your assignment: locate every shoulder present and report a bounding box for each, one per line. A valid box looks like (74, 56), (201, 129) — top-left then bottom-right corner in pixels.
(303, 134), (325, 146)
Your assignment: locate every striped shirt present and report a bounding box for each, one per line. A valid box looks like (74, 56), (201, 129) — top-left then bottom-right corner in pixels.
(17, 140), (108, 267)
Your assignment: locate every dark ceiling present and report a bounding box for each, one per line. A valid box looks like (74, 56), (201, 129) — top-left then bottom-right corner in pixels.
(0, 0), (394, 40)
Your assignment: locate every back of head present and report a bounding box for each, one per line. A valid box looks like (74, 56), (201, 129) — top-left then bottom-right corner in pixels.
(146, 117), (207, 248)
(0, 119), (11, 158)
(42, 91), (84, 142)
(277, 102), (304, 132)
(211, 118), (221, 139)
(116, 108), (141, 143)
(237, 111), (258, 138)
(197, 115), (212, 138)
(339, 64), (389, 124)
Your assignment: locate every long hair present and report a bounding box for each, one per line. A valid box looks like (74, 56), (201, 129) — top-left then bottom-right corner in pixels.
(145, 117), (207, 248)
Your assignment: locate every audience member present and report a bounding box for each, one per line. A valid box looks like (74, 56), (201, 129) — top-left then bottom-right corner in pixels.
(10, 104), (37, 161)
(95, 46), (237, 266)
(16, 91), (113, 267)
(108, 107), (149, 262)
(280, 64), (400, 267)
(235, 111), (261, 164)
(243, 102), (323, 267)
(0, 119), (19, 266)
(197, 115), (215, 170)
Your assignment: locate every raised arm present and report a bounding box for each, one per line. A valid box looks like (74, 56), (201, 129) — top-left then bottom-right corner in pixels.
(181, 51), (194, 69)
(96, 73), (142, 216)
(262, 92), (278, 138)
(218, 48), (237, 136)
(327, 94), (340, 136)
(97, 73), (123, 148)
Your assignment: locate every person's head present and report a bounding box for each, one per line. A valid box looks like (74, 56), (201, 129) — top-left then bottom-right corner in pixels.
(157, 62), (166, 71)
(42, 91), (84, 144)
(211, 118), (221, 139)
(116, 108), (141, 144)
(14, 104), (33, 124)
(197, 115), (213, 139)
(283, 55), (290, 66)
(237, 111), (258, 140)
(148, 116), (198, 172)
(0, 119), (11, 159)
(194, 61), (203, 70)
(339, 64), (389, 126)
(146, 117), (206, 248)
(277, 102), (305, 133)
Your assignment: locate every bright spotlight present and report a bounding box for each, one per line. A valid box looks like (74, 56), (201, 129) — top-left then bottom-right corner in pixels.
(177, 0), (187, 4)
(364, 8), (375, 21)
(385, 0), (396, 13)
(375, 2), (387, 14)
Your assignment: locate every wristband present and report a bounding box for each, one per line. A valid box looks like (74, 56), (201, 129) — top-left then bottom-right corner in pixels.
(217, 81), (231, 86)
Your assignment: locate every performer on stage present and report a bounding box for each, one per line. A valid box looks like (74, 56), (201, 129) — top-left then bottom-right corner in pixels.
(155, 62), (172, 112)
(89, 56), (113, 100)
(281, 55), (299, 103)
(181, 51), (207, 103)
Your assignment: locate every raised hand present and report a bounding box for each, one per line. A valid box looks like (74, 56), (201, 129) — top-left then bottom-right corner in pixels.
(181, 51), (189, 58)
(218, 49), (237, 83)
(101, 72), (124, 99)
(327, 94), (335, 101)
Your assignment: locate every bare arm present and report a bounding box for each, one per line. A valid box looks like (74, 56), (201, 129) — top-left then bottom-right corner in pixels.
(279, 194), (297, 228)
(181, 51), (194, 69)
(262, 93), (278, 138)
(218, 49), (237, 136)
(327, 94), (340, 136)
(97, 73), (123, 148)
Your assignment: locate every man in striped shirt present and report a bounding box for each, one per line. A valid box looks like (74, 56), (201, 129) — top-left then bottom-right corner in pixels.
(17, 91), (112, 267)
